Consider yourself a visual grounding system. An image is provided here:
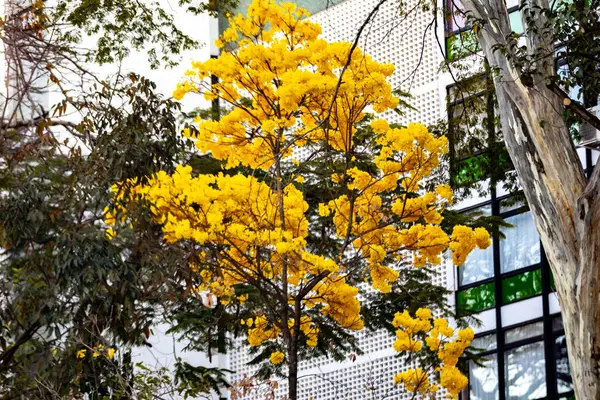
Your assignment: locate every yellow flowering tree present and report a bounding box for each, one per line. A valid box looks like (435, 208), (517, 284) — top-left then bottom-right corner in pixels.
(109, 0), (490, 398)
(391, 308), (474, 399)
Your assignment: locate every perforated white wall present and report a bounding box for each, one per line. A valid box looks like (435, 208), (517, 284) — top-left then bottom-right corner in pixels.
(309, 0), (444, 127)
(228, 0), (450, 398)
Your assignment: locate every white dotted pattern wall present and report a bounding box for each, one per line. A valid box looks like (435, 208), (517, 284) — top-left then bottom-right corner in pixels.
(228, 0), (449, 398)
(309, 0), (444, 126)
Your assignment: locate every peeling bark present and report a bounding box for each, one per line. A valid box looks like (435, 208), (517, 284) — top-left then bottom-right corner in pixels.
(460, 0), (600, 398)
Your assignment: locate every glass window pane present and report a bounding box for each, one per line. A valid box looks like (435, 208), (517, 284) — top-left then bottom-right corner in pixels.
(472, 333), (497, 352)
(459, 205), (494, 286)
(469, 355), (499, 400)
(509, 10), (524, 34)
(446, 30), (480, 61)
(505, 341), (546, 399)
(553, 315), (564, 332)
(505, 0), (520, 8)
(555, 334), (574, 394)
(448, 77), (487, 103)
(449, 102), (489, 157)
(499, 196), (526, 213)
(454, 154), (491, 186)
(500, 212), (541, 273)
(505, 321), (544, 344)
(459, 245), (494, 286)
(502, 268), (543, 304)
(446, 0), (467, 33)
(457, 282), (495, 314)
(449, 97), (488, 139)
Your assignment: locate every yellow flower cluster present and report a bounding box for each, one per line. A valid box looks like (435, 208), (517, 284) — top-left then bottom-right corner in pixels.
(449, 226), (491, 265)
(393, 368), (438, 395)
(392, 309), (431, 353)
(269, 351), (285, 365)
(114, 164), (364, 348)
(392, 308), (473, 399)
(323, 120), (490, 284)
(173, 0), (398, 170)
(247, 316), (280, 347)
(440, 366), (469, 398)
(311, 277), (363, 330)
(295, 315), (319, 348)
(76, 345), (116, 360)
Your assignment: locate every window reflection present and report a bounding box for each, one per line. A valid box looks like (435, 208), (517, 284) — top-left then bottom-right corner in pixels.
(445, 0), (467, 33)
(555, 335), (574, 394)
(500, 212), (541, 273)
(505, 321), (543, 344)
(502, 269), (542, 304)
(459, 245), (494, 286)
(459, 204), (494, 286)
(472, 333), (497, 352)
(505, 341), (547, 399)
(457, 282), (495, 314)
(469, 355), (499, 400)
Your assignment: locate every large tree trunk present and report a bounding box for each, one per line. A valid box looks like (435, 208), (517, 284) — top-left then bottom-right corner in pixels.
(460, 0), (600, 398)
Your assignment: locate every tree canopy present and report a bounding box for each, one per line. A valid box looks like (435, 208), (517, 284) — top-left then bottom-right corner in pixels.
(108, 1), (492, 398)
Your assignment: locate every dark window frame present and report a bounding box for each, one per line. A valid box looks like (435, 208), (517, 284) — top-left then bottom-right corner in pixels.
(455, 193), (548, 314)
(446, 77), (514, 189)
(463, 315), (573, 400)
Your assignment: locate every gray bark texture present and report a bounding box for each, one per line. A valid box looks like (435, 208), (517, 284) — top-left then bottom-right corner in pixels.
(460, 0), (600, 398)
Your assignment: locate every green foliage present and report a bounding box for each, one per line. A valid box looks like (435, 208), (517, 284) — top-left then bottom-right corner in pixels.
(51, 0), (239, 68)
(174, 361), (232, 398)
(0, 74), (227, 398)
(361, 266), (454, 334)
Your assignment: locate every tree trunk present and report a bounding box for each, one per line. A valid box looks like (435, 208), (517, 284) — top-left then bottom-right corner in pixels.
(460, 0), (600, 398)
(288, 341), (298, 400)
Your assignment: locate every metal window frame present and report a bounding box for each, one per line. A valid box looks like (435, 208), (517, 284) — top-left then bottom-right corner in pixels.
(458, 193), (565, 399)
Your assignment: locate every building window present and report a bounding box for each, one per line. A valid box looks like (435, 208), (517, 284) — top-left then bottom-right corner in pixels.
(446, 77), (513, 191)
(456, 195), (573, 399)
(504, 340), (546, 399)
(464, 317), (574, 400)
(553, 317), (574, 395)
(444, 0), (478, 60)
(499, 211), (541, 273)
(444, 1), (523, 60)
(456, 195), (544, 315)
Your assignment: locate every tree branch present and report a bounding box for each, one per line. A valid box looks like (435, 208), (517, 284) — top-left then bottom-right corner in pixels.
(547, 82), (600, 134)
(1, 118), (79, 130)
(0, 322), (41, 370)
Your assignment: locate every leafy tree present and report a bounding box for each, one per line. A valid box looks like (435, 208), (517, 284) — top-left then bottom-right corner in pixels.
(112, 2), (491, 399)
(0, 0), (244, 397)
(0, 71), (218, 398)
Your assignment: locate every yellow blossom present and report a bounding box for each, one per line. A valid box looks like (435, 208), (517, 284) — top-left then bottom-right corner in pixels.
(440, 366), (468, 398)
(392, 310), (472, 399)
(370, 118), (389, 134)
(269, 351), (285, 365)
(105, 228), (115, 240)
(106, 348), (116, 359)
(238, 293), (249, 304)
